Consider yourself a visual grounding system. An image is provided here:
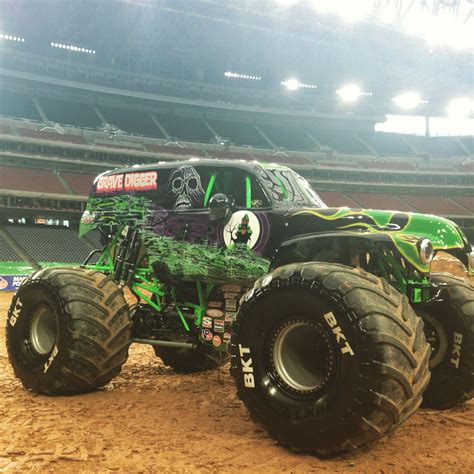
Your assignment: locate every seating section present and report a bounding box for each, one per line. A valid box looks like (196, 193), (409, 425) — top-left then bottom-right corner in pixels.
(208, 120), (269, 148)
(17, 128), (88, 145)
(0, 124), (12, 135)
(400, 194), (470, 215)
(61, 172), (96, 195)
(317, 191), (361, 208)
(308, 129), (369, 155)
(0, 90), (41, 121)
(0, 235), (21, 261)
(451, 196), (474, 212)
(39, 97), (101, 129)
(5, 225), (94, 263)
(157, 115), (213, 143)
(360, 132), (413, 156)
(0, 165), (67, 194)
(259, 124), (316, 151)
(101, 107), (165, 138)
(347, 192), (414, 212)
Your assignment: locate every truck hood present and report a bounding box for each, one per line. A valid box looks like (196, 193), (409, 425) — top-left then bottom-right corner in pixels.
(289, 207), (471, 273)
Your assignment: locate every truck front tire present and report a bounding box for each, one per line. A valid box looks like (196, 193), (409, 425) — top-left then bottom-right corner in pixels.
(230, 263), (430, 456)
(6, 267), (131, 395)
(416, 273), (474, 409)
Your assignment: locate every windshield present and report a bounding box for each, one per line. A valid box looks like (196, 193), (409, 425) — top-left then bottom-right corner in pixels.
(256, 167), (327, 208)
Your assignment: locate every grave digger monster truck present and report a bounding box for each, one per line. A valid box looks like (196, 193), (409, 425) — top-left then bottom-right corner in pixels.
(6, 159), (474, 456)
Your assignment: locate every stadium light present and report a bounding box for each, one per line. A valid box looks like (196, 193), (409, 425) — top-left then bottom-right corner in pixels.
(51, 42), (95, 54)
(337, 84), (372, 102)
(447, 97), (474, 118)
(392, 92), (426, 110)
(0, 33), (25, 42)
(281, 78), (300, 90)
(225, 71), (261, 81)
(281, 78), (317, 90)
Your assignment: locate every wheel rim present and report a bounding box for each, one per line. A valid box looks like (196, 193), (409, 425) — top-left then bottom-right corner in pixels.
(420, 311), (448, 369)
(29, 304), (57, 356)
(271, 320), (336, 395)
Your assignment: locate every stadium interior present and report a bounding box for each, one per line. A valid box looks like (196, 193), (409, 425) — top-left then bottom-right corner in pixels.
(0, 0), (473, 277)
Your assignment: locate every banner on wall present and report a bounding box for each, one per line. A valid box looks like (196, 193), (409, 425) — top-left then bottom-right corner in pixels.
(0, 275), (28, 291)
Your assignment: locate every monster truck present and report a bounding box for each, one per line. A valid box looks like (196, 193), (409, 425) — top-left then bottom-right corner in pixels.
(6, 159), (474, 456)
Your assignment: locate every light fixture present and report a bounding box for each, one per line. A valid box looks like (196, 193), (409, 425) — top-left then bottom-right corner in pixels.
(336, 84), (371, 102)
(51, 42), (95, 54)
(392, 92), (426, 110)
(447, 97), (474, 118)
(0, 33), (25, 42)
(225, 71), (261, 81)
(280, 78), (300, 90)
(281, 78), (318, 90)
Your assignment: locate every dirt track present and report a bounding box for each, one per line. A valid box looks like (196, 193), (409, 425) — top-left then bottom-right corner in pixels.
(1, 261), (473, 472)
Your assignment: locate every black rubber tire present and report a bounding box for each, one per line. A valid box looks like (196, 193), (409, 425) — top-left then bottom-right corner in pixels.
(416, 273), (474, 409)
(230, 262), (431, 457)
(6, 267), (131, 395)
(154, 344), (229, 372)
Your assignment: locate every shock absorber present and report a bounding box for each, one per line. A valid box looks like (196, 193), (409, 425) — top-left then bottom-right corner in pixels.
(123, 229), (142, 285)
(113, 226), (133, 283)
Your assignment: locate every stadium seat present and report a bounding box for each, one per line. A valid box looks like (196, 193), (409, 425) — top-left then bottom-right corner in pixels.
(39, 97), (102, 129)
(5, 225), (95, 264)
(0, 235), (21, 262)
(400, 194), (469, 215)
(0, 165), (68, 194)
(61, 172), (96, 196)
(17, 128), (88, 145)
(0, 90), (41, 121)
(347, 192), (415, 212)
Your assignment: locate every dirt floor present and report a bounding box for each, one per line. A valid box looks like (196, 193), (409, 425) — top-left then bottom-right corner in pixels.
(1, 257), (473, 472)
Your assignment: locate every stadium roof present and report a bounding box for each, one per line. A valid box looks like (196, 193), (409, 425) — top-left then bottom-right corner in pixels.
(0, 0), (472, 118)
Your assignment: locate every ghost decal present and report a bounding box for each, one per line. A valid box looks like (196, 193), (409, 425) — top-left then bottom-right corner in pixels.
(169, 165), (204, 211)
(224, 211), (261, 250)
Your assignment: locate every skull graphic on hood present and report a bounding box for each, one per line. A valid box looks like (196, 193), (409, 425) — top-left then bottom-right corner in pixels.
(169, 165), (204, 211)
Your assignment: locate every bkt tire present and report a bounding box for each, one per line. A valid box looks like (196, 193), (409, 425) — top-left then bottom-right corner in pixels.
(416, 273), (474, 409)
(154, 344), (229, 372)
(230, 263), (431, 456)
(6, 267), (131, 395)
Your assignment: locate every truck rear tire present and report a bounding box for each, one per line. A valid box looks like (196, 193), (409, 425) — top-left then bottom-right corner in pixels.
(230, 262), (430, 456)
(416, 273), (474, 409)
(154, 344), (229, 372)
(6, 267), (131, 395)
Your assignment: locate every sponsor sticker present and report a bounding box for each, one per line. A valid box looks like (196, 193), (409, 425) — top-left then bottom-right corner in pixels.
(214, 319), (225, 333)
(202, 316), (213, 329)
(0, 277), (7, 290)
(201, 329), (213, 341)
(225, 312), (237, 322)
(225, 299), (237, 312)
(224, 292), (239, 299)
(212, 335), (222, 347)
(222, 285), (241, 293)
(206, 308), (224, 318)
(208, 301), (223, 308)
(223, 332), (231, 343)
